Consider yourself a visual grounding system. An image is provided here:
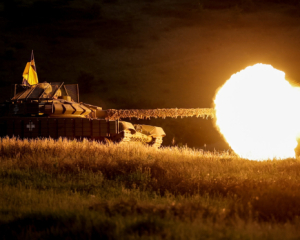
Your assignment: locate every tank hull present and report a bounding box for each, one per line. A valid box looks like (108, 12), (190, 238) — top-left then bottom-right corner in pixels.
(0, 117), (117, 140)
(0, 117), (164, 147)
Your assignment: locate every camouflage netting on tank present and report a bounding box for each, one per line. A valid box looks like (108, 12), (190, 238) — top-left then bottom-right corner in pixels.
(106, 108), (215, 120)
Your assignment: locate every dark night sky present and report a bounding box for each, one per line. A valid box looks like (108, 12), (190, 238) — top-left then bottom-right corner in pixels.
(1, 0), (300, 149)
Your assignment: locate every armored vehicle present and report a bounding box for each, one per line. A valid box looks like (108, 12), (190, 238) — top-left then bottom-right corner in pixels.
(0, 53), (215, 147)
(0, 82), (169, 147)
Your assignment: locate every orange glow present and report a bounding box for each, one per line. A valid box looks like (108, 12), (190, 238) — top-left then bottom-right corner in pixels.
(214, 64), (300, 161)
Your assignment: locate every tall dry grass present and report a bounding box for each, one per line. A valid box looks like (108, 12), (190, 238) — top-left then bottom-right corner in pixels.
(2, 137), (300, 239)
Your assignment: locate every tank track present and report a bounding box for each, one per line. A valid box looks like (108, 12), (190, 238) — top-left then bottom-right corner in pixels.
(148, 136), (163, 148)
(113, 130), (162, 148)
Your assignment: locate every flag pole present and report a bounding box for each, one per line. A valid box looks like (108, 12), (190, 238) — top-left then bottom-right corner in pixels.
(27, 50), (33, 85)
(32, 50), (38, 81)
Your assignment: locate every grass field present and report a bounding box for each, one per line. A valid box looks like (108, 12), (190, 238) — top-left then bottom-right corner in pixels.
(1, 137), (300, 239)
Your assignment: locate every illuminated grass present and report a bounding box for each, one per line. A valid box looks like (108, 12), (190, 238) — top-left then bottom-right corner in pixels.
(1, 137), (300, 239)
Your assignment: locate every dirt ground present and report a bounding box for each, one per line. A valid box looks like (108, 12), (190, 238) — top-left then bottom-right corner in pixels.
(1, 0), (300, 149)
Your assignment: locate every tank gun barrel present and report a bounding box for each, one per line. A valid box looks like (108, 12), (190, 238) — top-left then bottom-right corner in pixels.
(101, 108), (215, 120)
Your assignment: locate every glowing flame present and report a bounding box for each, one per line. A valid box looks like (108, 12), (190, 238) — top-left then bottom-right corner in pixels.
(214, 64), (300, 161)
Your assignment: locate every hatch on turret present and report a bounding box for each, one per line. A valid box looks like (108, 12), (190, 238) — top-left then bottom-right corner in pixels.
(11, 82), (79, 102)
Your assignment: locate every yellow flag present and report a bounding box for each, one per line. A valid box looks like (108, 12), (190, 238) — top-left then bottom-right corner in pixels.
(22, 60), (38, 85)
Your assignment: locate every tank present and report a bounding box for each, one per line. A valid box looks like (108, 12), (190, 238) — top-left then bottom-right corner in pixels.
(0, 81), (215, 148)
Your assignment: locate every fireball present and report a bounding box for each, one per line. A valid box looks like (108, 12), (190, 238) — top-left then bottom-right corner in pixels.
(214, 64), (300, 161)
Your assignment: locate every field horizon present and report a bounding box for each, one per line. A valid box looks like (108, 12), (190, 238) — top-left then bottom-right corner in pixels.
(1, 137), (300, 239)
